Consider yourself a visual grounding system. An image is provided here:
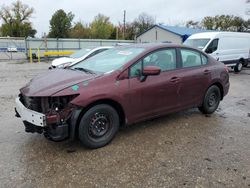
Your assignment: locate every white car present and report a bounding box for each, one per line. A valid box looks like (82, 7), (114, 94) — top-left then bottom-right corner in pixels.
(51, 46), (113, 68)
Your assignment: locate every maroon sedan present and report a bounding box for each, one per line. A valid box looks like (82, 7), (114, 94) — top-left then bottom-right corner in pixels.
(15, 44), (230, 148)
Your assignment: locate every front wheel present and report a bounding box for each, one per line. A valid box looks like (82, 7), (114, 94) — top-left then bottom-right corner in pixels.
(78, 104), (119, 149)
(199, 85), (221, 114)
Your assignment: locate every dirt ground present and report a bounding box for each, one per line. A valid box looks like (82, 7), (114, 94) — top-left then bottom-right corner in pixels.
(0, 61), (250, 188)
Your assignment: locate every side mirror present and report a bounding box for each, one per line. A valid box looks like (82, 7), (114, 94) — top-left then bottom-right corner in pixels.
(143, 66), (161, 76)
(140, 66), (161, 82)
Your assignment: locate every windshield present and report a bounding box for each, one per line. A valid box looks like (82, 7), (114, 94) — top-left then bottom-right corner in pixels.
(184, 39), (211, 50)
(71, 47), (145, 73)
(70, 47), (94, 58)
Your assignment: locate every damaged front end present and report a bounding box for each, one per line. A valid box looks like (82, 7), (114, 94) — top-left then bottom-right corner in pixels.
(15, 93), (79, 141)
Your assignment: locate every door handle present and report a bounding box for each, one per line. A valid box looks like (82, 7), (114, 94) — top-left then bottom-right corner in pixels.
(170, 77), (180, 83)
(204, 70), (211, 75)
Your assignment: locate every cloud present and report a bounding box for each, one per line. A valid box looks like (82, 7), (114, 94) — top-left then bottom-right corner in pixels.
(0, 0), (248, 37)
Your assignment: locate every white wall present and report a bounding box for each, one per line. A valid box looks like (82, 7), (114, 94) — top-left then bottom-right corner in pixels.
(136, 26), (182, 44)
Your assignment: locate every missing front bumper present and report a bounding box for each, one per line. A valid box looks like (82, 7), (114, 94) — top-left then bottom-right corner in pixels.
(15, 97), (70, 141)
(15, 97), (46, 127)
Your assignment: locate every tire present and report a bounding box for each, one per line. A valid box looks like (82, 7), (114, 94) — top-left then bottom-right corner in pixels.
(199, 85), (221, 114)
(234, 62), (243, 72)
(78, 104), (119, 149)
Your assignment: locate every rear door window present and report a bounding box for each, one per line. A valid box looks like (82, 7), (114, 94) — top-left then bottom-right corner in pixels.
(180, 49), (202, 68)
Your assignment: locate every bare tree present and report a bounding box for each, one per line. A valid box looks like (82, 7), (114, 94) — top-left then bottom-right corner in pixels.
(0, 0), (36, 37)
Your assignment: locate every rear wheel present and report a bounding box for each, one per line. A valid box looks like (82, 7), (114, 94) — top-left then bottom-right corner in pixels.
(234, 61), (243, 72)
(199, 85), (221, 114)
(78, 104), (119, 149)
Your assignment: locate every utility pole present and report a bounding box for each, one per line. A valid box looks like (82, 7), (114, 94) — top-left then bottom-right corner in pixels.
(123, 10), (126, 40)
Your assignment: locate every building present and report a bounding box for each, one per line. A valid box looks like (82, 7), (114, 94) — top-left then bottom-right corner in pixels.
(136, 24), (209, 44)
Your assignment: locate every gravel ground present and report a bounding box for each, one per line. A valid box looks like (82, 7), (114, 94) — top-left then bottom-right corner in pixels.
(0, 61), (250, 188)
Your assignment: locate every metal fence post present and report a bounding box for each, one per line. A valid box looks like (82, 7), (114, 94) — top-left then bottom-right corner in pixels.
(38, 48), (41, 63)
(29, 48), (33, 63)
(57, 38), (59, 57)
(25, 38), (28, 59)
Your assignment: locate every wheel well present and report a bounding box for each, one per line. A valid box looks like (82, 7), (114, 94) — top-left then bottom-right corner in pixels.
(212, 82), (224, 100)
(76, 99), (126, 128)
(239, 58), (245, 63)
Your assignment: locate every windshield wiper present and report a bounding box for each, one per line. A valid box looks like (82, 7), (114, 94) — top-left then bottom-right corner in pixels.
(73, 67), (95, 74)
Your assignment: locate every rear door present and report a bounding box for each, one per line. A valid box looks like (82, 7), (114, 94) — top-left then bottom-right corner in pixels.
(178, 48), (211, 108)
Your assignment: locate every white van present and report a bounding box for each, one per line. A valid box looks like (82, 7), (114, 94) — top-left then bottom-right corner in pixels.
(184, 32), (250, 72)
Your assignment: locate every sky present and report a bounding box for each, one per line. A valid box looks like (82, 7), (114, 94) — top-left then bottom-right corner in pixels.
(0, 0), (249, 37)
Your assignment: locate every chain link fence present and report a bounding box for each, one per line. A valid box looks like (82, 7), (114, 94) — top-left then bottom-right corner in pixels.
(0, 37), (26, 61)
(0, 37), (135, 61)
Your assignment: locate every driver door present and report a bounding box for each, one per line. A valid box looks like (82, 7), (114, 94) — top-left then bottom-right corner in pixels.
(126, 48), (181, 123)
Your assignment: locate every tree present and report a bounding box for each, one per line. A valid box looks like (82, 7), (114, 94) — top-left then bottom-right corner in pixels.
(48, 9), (74, 38)
(230, 16), (246, 32)
(118, 22), (137, 40)
(116, 13), (155, 40)
(201, 16), (214, 30)
(69, 22), (90, 38)
(132, 13), (155, 36)
(0, 0), (36, 37)
(201, 15), (247, 32)
(89, 14), (114, 39)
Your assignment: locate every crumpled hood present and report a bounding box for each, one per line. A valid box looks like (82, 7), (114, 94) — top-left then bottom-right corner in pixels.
(51, 57), (74, 67)
(20, 69), (97, 96)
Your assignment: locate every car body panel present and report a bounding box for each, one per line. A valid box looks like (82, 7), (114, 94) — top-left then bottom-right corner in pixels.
(20, 69), (97, 96)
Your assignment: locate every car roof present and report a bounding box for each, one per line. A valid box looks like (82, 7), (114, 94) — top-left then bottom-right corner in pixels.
(115, 43), (184, 50)
(93, 46), (114, 50)
(188, 31), (250, 39)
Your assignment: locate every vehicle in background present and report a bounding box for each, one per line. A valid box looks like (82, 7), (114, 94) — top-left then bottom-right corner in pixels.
(15, 44), (229, 149)
(51, 46), (113, 68)
(115, 43), (132, 46)
(7, 47), (18, 52)
(184, 32), (250, 72)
